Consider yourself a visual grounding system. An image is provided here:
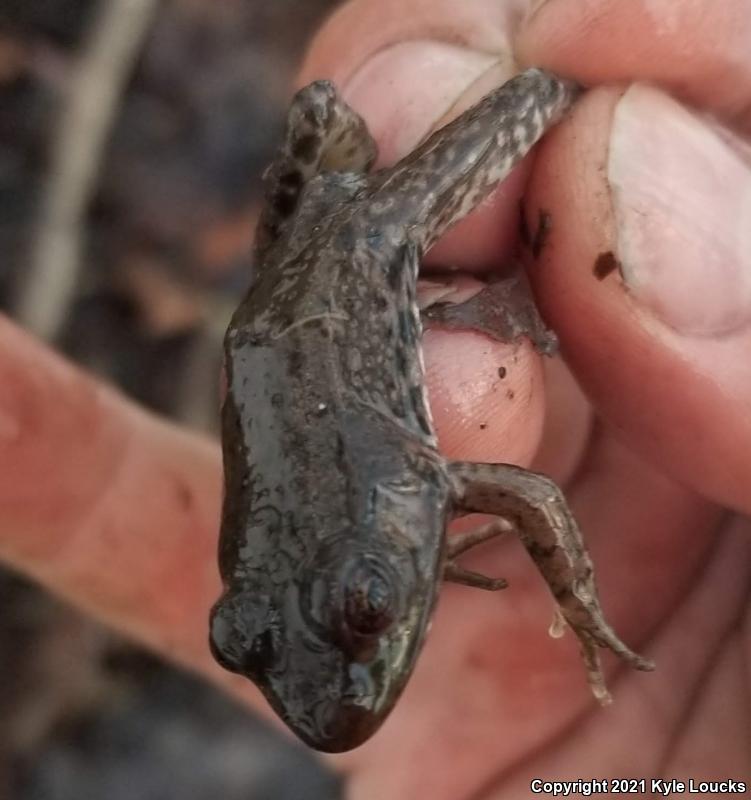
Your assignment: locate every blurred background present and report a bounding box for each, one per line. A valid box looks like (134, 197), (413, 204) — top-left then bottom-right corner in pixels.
(0, 1), (346, 796)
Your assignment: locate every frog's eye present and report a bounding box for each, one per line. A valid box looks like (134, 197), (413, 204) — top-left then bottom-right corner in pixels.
(341, 558), (397, 638)
(209, 593), (275, 680)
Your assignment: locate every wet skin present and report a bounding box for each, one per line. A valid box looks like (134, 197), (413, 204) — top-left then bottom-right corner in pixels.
(209, 69), (654, 753)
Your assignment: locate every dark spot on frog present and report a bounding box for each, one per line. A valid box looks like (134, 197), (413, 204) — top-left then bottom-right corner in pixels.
(275, 191), (297, 217)
(334, 432), (346, 471)
(506, 389), (515, 400)
(395, 346), (407, 378)
(271, 393), (284, 408)
(278, 171), (303, 191)
(387, 256), (402, 291)
(479, 422), (487, 430)
(397, 311), (414, 345)
(409, 386), (431, 436)
(531, 210), (552, 259)
(390, 397), (406, 419)
(374, 292), (388, 312)
(593, 251), (619, 281)
(498, 366), (507, 379)
(287, 348), (304, 377)
(525, 540), (559, 561)
(292, 133), (319, 164)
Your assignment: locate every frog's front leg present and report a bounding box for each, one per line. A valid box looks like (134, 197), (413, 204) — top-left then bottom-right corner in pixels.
(420, 261), (558, 356)
(447, 461), (655, 702)
(444, 519), (511, 591)
(256, 80), (377, 255)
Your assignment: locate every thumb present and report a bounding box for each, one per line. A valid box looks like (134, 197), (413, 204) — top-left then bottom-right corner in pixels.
(527, 83), (751, 513)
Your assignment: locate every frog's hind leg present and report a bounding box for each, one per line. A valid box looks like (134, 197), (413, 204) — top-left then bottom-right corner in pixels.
(256, 80), (378, 254)
(447, 461), (655, 702)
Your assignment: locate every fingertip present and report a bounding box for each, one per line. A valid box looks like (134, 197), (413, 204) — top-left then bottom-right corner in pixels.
(519, 0), (751, 124)
(423, 328), (546, 467)
(298, 0), (511, 89)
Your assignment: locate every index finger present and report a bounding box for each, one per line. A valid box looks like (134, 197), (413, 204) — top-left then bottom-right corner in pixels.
(0, 315), (265, 711)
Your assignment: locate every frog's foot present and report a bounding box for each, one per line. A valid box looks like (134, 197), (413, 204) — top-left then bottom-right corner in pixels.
(419, 263), (557, 356)
(444, 519), (510, 591)
(447, 461), (655, 700)
(257, 80), (378, 254)
(560, 602), (655, 705)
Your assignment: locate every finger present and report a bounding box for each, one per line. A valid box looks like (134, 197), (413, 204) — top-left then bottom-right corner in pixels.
(524, 83), (751, 514)
(484, 514), (751, 797)
(519, 0), (751, 127)
(425, 329), (547, 467)
(0, 316), (268, 713)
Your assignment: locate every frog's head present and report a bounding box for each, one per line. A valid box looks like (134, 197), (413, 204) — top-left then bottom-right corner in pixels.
(209, 478), (447, 752)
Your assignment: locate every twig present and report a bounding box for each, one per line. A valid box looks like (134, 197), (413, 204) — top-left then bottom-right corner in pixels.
(18, 0), (159, 340)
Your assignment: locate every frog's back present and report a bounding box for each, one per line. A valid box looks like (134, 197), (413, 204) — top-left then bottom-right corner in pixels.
(219, 197), (439, 571)
(231, 186), (435, 438)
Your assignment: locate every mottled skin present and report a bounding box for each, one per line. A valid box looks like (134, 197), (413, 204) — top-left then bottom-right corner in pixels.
(209, 69), (654, 753)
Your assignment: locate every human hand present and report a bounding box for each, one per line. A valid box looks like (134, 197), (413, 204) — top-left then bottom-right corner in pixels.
(2, 1), (750, 798)
(289, 1), (751, 796)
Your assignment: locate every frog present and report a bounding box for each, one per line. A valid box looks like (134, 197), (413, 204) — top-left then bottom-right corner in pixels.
(209, 68), (654, 753)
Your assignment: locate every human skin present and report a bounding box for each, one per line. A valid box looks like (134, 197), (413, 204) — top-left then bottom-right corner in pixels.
(1, 1), (750, 798)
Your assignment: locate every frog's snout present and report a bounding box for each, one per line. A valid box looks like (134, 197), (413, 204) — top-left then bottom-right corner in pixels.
(300, 696), (384, 753)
